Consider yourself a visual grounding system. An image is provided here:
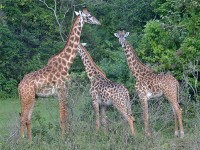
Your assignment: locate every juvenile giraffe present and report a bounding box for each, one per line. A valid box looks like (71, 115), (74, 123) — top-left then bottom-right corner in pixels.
(18, 7), (100, 141)
(77, 43), (136, 135)
(114, 30), (184, 138)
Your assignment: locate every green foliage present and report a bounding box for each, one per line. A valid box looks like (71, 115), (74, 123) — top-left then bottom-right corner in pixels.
(0, 73), (18, 98)
(0, 0), (199, 100)
(0, 0), (66, 96)
(138, 0), (199, 96)
(0, 0), (199, 149)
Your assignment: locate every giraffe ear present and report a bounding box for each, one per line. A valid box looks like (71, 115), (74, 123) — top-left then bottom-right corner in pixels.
(124, 32), (130, 37)
(75, 11), (80, 16)
(114, 33), (119, 38)
(81, 43), (87, 46)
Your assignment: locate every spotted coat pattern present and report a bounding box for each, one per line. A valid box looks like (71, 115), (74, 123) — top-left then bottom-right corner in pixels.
(114, 30), (184, 138)
(18, 7), (101, 142)
(78, 44), (136, 135)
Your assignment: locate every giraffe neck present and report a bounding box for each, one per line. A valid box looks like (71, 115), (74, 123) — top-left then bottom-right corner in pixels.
(78, 44), (106, 81)
(123, 41), (153, 80)
(48, 15), (83, 72)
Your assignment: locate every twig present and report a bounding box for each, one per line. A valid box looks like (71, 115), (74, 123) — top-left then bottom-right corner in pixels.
(39, 0), (70, 41)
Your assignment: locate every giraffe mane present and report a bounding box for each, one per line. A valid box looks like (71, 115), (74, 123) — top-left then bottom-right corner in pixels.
(48, 16), (80, 62)
(79, 44), (106, 78)
(126, 41), (153, 73)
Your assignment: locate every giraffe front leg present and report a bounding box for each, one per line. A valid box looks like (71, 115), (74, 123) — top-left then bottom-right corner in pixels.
(58, 87), (69, 136)
(59, 102), (68, 135)
(100, 106), (107, 132)
(140, 98), (150, 137)
(90, 89), (100, 131)
(92, 100), (100, 131)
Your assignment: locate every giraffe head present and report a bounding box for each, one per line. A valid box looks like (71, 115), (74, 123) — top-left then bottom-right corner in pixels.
(75, 6), (101, 26)
(114, 30), (129, 47)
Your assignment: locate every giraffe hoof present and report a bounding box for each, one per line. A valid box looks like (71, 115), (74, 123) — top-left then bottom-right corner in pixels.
(174, 131), (179, 137)
(180, 131), (184, 138)
(102, 126), (108, 133)
(21, 134), (25, 139)
(132, 131), (136, 136)
(145, 131), (151, 137)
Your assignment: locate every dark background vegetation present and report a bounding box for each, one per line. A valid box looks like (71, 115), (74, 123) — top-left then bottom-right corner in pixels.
(0, 0), (199, 99)
(0, 0), (199, 149)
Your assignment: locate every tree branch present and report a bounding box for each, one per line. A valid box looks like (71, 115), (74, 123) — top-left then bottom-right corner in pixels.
(39, 0), (70, 41)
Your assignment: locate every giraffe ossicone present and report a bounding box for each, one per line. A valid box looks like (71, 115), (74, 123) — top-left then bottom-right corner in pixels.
(18, 7), (100, 142)
(114, 30), (184, 138)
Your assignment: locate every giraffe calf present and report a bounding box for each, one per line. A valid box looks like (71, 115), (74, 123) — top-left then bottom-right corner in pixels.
(90, 75), (136, 135)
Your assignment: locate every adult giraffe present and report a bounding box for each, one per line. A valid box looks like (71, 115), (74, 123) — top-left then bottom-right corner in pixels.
(18, 7), (100, 141)
(114, 30), (184, 138)
(77, 43), (136, 135)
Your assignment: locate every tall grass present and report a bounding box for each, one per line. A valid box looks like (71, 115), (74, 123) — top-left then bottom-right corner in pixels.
(0, 81), (199, 150)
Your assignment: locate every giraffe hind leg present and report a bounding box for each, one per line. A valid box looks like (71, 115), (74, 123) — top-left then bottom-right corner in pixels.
(171, 105), (179, 137)
(165, 92), (184, 138)
(57, 87), (69, 136)
(172, 102), (184, 138)
(114, 103), (136, 136)
(19, 112), (26, 139)
(92, 100), (100, 131)
(20, 96), (36, 142)
(126, 115), (136, 135)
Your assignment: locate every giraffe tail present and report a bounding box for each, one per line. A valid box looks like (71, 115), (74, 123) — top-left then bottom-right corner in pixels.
(125, 93), (132, 116)
(176, 81), (181, 105)
(18, 84), (22, 117)
(18, 83), (21, 101)
(125, 97), (136, 122)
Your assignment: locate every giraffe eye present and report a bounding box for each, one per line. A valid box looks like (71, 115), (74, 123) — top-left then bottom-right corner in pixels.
(87, 15), (92, 21)
(87, 14), (92, 18)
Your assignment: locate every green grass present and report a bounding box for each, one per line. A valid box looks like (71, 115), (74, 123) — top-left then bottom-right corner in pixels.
(0, 98), (20, 137)
(0, 84), (199, 149)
